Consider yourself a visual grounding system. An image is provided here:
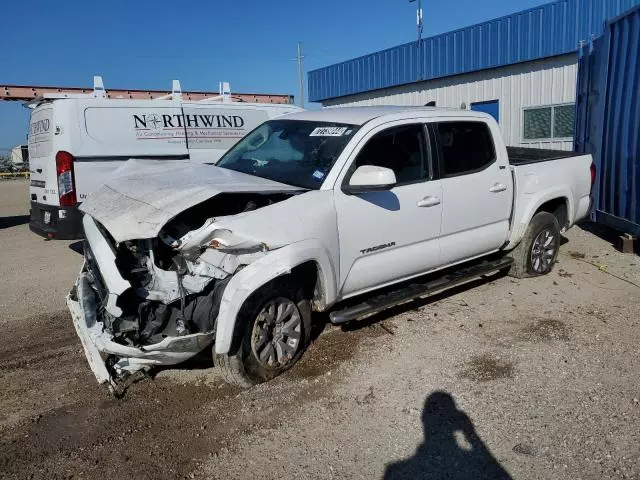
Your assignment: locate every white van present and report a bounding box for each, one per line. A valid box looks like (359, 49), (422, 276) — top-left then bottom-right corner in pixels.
(27, 80), (300, 239)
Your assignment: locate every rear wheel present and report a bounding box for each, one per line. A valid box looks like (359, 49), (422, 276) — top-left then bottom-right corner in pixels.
(214, 279), (311, 388)
(509, 212), (560, 278)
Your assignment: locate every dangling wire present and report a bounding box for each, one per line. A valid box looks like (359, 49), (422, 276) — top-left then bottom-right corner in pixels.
(173, 257), (189, 335)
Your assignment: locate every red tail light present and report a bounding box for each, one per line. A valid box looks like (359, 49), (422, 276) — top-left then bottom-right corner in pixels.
(55, 151), (77, 207)
(590, 163), (597, 187)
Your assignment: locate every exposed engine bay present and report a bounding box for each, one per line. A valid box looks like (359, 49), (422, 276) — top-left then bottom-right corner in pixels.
(85, 192), (297, 349)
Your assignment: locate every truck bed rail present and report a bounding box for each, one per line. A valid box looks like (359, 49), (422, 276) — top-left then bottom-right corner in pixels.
(507, 146), (584, 165)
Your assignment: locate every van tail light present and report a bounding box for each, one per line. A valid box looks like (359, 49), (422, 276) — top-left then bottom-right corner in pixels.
(590, 163), (597, 188)
(56, 151), (77, 207)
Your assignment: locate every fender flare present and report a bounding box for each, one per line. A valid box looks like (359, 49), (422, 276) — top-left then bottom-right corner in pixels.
(214, 239), (337, 355)
(524, 190), (572, 228)
(510, 189), (572, 246)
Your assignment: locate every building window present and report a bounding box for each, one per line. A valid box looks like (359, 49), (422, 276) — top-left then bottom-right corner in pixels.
(523, 104), (575, 140)
(523, 108), (552, 139)
(553, 105), (575, 138)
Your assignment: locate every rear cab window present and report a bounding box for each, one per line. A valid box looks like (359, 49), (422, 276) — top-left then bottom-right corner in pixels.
(432, 121), (496, 177)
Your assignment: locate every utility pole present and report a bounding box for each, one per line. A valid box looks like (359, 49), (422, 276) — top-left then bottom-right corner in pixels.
(409, 0), (424, 80)
(409, 0), (424, 42)
(297, 42), (305, 109)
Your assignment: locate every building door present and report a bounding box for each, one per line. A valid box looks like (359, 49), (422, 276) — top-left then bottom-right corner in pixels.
(471, 100), (500, 123)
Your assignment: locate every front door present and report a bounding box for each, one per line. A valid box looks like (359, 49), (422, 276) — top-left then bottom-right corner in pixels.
(334, 122), (443, 298)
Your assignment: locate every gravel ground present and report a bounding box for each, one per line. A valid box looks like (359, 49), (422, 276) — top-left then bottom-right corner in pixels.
(0, 180), (82, 325)
(1, 180), (639, 480)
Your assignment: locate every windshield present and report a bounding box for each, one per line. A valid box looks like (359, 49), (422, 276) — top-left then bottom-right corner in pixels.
(215, 120), (359, 189)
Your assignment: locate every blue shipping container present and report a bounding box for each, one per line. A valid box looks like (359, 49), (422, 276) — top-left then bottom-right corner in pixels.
(575, 5), (640, 235)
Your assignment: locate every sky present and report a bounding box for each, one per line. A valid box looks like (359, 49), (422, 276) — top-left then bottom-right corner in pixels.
(0, 0), (551, 149)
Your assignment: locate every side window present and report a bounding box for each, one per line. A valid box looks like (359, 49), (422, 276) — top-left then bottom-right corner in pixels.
(523, 104), (575, 140)
(433, 122), (496, 177)
(523, 107), (552, 139)
(552, 105), (575, 138)
(353, 124), (428, 185)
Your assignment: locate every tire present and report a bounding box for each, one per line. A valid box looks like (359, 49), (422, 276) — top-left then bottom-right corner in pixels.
(214, 278), (312, 388)
(508, 211), (560, 279)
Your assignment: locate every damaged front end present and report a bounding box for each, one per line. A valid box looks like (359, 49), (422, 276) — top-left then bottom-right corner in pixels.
(68, 192), (294, 395)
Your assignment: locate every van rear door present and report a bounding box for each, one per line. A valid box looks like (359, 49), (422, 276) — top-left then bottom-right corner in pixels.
(28, 105), (55, 205)
(181, 104), (269, 163)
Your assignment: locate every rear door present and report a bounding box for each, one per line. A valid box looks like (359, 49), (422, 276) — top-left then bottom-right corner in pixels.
(431, 120), (512, 265)
(28, 105), (55, 205)
(181, 104), (270, 164)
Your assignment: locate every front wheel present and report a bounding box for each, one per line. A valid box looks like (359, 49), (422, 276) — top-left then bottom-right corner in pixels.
(508, 211), (560, 278)
(214, 278), (312, 388)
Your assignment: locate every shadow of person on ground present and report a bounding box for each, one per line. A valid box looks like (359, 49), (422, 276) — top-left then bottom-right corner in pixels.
(0, 215), (30, 229)
(384, 391), (512, 480)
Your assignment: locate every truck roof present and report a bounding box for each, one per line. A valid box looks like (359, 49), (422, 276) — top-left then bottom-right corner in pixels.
(284, 106), (487, 125)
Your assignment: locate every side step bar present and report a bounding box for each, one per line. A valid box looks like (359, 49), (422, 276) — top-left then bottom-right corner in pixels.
(329, 257), (513, 324)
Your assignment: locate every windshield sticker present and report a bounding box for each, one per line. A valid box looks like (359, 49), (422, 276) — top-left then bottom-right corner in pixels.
(311, 169), (326, 181)
(309, 126), (348, 137)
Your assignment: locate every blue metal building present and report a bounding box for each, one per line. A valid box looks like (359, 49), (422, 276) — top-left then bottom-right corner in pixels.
(309, 0), (640, 151)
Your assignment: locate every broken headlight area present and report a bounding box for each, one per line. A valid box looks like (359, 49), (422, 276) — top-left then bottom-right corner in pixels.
(102, 277), (231, 347)
(92, 237), (235, 346)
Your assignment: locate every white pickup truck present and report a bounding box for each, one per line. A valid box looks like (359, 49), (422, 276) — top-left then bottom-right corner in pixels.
(67, 106), (594, 394)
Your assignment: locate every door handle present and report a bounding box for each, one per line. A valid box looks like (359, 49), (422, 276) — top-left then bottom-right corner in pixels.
(489, 183), (508, 193)
(417, 196), (441, 207)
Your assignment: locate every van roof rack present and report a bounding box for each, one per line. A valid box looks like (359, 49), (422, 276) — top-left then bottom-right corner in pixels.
(194, 82), (234, 103)
(24, 77), (197, 107)
(4, 77), (294, 107)
(23, 76), (108, 107)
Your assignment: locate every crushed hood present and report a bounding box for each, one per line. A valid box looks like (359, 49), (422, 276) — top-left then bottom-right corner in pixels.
(79, 159), (301, 243)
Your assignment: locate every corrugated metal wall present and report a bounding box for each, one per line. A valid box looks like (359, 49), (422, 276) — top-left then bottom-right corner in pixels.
(323, 54), (578, 150)
(309, 0), (640, 103)
(576, 6), (640, 234)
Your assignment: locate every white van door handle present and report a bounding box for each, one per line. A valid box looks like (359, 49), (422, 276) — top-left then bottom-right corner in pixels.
(417, 196), (441, 207)
(489, 183), (508, 193)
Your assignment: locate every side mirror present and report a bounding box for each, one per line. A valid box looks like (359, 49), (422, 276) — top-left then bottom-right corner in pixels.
(346, 165), (397, 194)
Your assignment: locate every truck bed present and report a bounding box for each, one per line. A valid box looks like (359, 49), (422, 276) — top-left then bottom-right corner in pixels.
(507, 148), (593, 248)
(507, 146), (584, 165)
